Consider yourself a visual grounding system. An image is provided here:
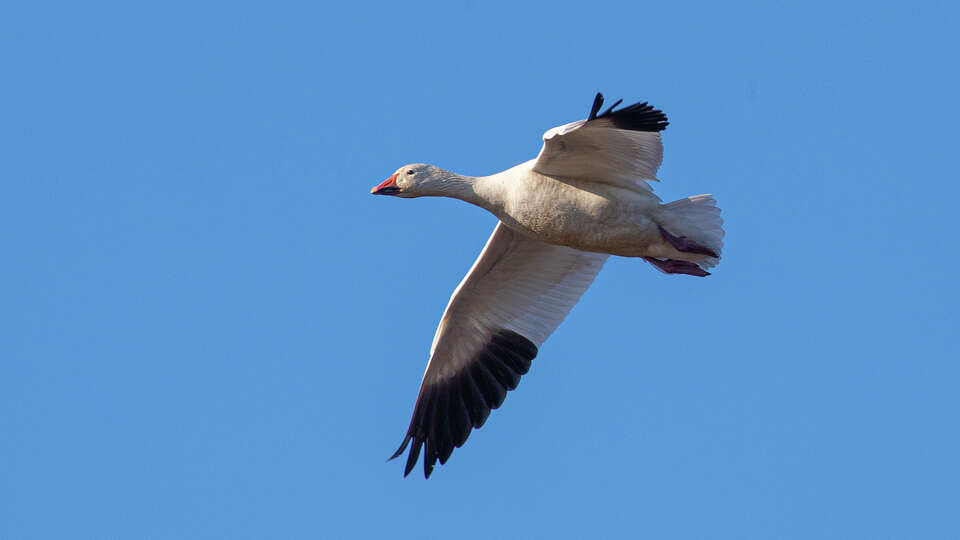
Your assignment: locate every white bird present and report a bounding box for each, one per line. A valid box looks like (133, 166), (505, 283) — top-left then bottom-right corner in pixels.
(372, 93), (724, 477)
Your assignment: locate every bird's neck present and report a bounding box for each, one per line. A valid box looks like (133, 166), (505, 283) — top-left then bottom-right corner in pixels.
(427, 169), (495, 209)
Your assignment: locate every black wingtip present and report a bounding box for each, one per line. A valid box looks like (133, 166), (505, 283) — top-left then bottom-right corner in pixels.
(587, 92), (669, 132)
(600, 98), (623, 117)
(388, 434), (411, 462)
(588, 92), (604, 120)
(390, 329), (539, 479)
(403, 436), (422, 477)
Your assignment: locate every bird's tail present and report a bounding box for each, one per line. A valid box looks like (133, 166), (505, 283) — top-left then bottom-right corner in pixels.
(649, 194), (724, 276)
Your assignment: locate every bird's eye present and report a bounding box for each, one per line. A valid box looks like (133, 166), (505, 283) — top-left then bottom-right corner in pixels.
(407, 170), (414, 175)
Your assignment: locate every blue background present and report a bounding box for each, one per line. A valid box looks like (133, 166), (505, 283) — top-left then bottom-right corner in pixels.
(3, 1), (957, 538)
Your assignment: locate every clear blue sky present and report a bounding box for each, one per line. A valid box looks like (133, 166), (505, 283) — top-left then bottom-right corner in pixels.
(3, 1), (957, 538)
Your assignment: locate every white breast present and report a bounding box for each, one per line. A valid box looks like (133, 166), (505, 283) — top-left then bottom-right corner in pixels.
(478, 161), (664, 256)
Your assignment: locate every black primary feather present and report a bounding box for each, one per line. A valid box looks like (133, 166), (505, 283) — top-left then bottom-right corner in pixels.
(587, 92), (669, 132)
(389, 329), (538, 478)
(588, 92), (605, 120)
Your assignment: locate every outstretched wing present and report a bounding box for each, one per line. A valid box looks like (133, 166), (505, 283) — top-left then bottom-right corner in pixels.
(533, 93), (669, 193)
(390, 222), (608, 478)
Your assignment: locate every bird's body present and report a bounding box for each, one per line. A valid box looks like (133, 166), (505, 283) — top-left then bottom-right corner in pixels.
(466, 161), (680, 258)
(372, 94), (724, 477)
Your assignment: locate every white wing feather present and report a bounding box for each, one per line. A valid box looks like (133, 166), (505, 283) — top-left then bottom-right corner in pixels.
(391, 222), (608, 476)
(428, 221), (607, 379)
(532, 99), (668, 194)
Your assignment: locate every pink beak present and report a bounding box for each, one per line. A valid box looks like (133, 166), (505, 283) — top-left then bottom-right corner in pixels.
(371, 173), (400, 195)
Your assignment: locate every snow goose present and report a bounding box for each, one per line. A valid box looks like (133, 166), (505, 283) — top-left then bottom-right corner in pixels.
(372, 93), (724, 477)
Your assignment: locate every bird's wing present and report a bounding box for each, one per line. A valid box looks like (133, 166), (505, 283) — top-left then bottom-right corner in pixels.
(390, 222), (608, 477)
(532, 93), (669, 194)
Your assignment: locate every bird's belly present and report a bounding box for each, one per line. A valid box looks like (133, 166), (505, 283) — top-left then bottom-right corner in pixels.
(498, 180), (661, 257)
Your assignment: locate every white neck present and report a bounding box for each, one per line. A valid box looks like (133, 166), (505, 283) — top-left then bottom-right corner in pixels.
(423, 167), (503, 213)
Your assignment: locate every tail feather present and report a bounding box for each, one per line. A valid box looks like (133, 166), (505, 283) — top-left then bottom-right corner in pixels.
(658, 194), (724, 272)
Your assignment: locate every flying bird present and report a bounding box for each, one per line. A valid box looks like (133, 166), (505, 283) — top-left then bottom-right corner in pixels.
(372, 93), (724, 478)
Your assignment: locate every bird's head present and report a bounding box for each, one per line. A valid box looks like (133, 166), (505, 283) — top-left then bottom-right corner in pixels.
(370, 164), (455, 198)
